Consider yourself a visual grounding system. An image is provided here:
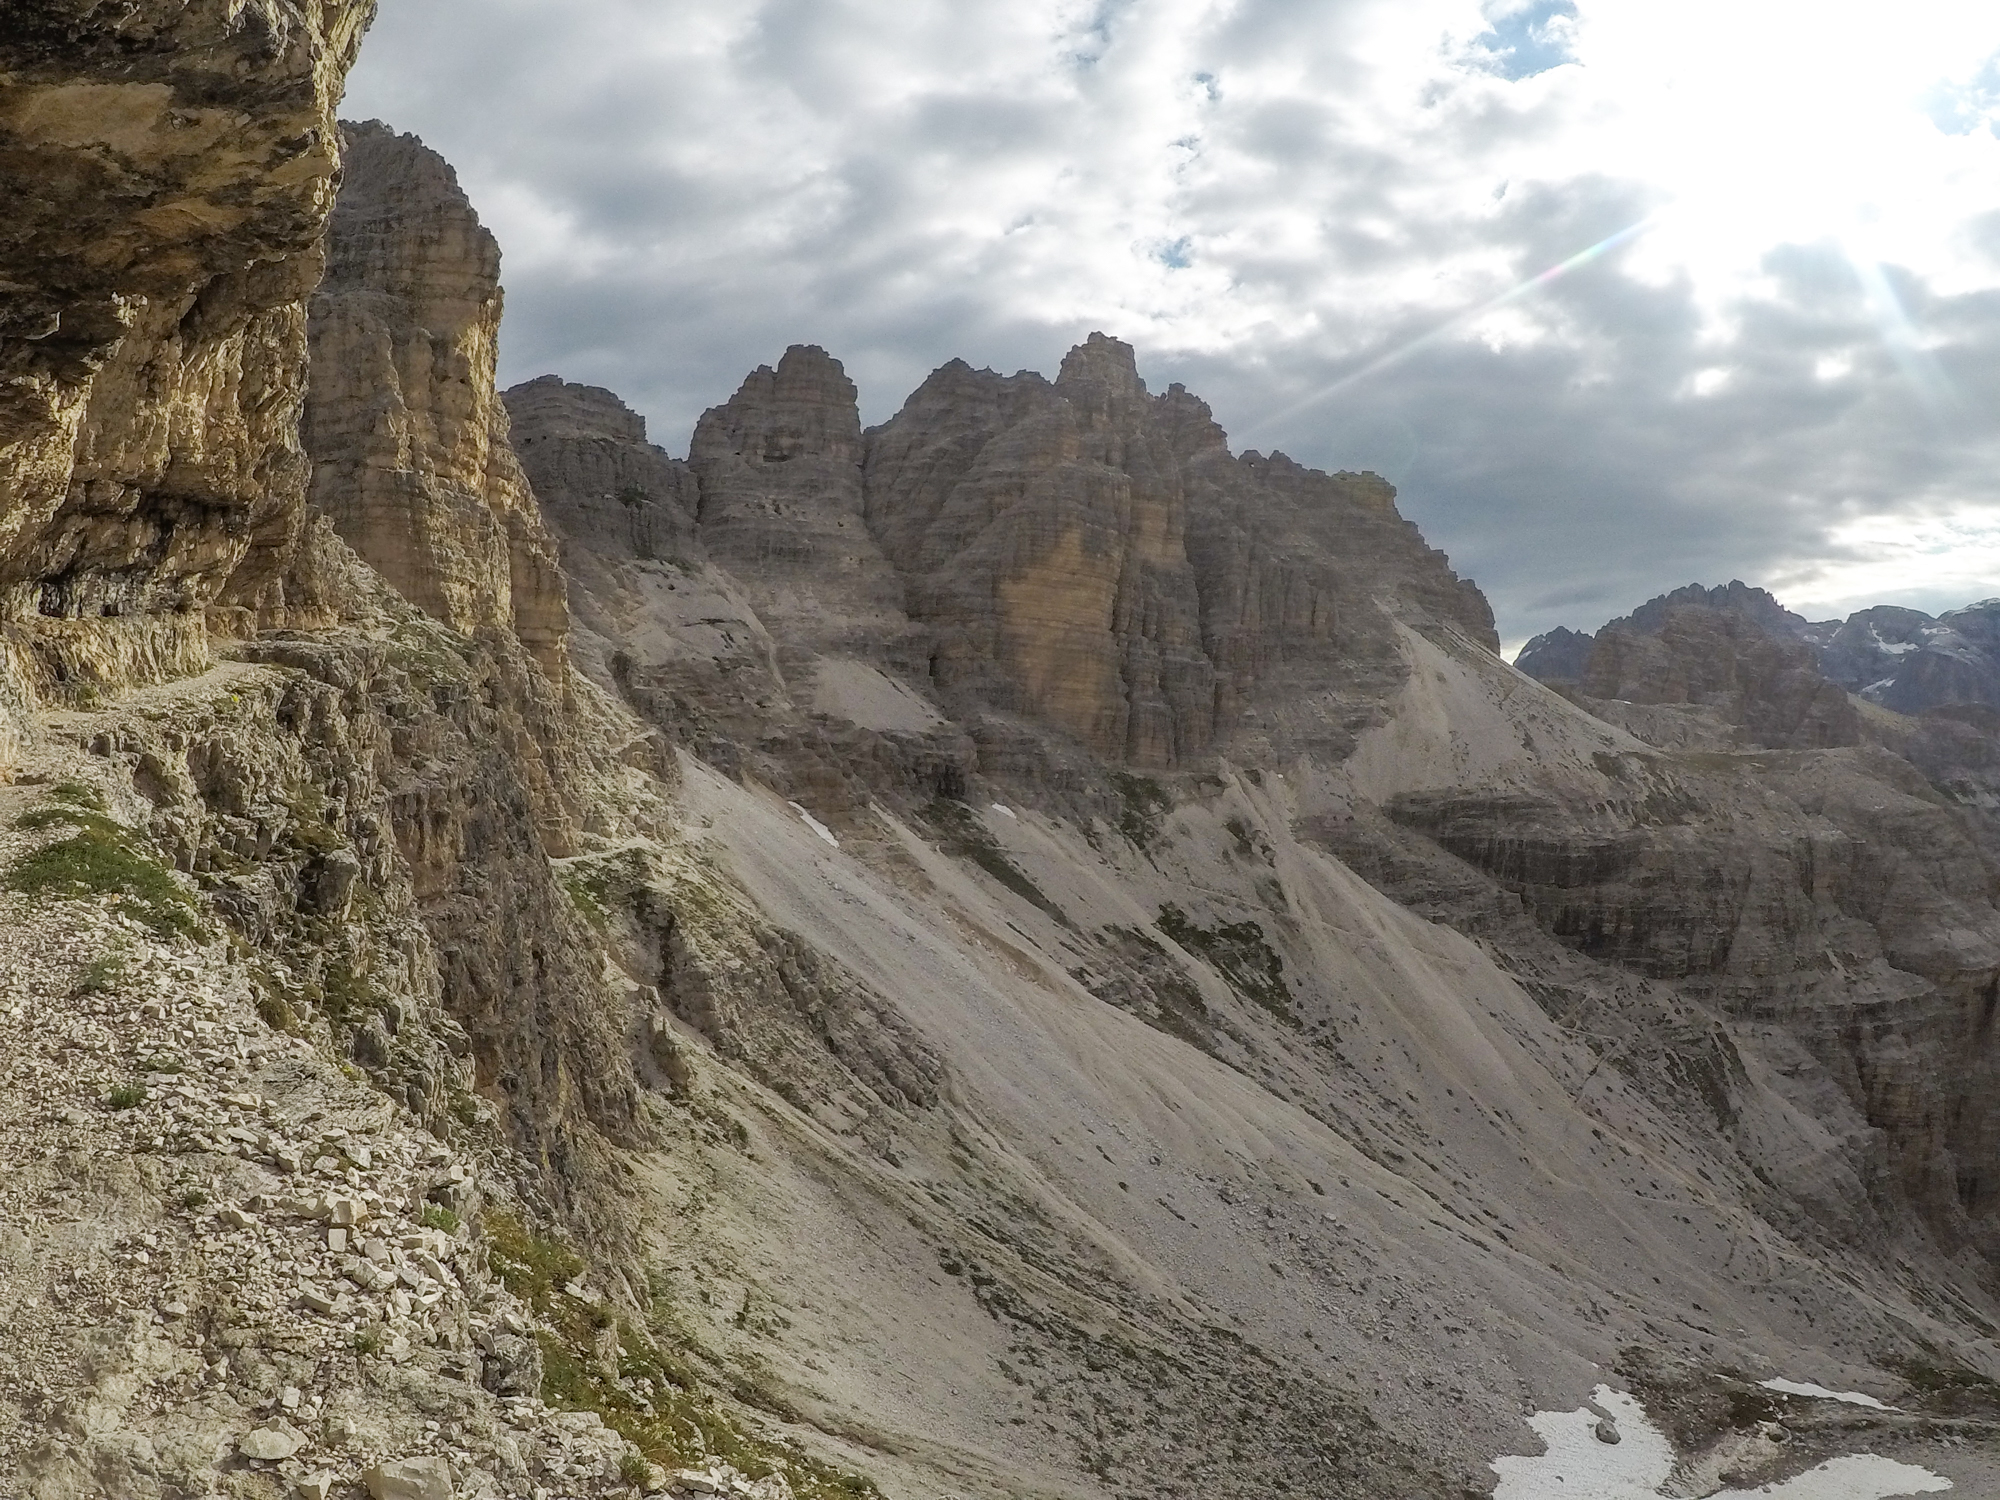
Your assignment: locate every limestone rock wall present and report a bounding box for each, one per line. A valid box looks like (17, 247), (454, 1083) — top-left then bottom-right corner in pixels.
(862, 334), (1494, 768)
(862, 336), (1213, 766)
(0, 0), (375, 713)
(688, 345), (923, 676)
(504, 375), (699, 572)
(1580, 605), (1863, 749)
(304, 121), (568, 675)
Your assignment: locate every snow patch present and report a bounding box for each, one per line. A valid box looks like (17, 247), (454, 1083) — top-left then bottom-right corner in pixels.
(1760, 1377), (1895, 1410)
(1492, 1384), (1946, 1499)
(1491, 1385), (1672, 1498)
(990, 803), (1017, 819)
(787, 802), (839, 848)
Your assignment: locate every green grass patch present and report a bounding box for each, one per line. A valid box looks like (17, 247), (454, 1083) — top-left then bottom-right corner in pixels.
(1156, 904), (1297, 1025)
(107, 1083), (147, 1109)
(553, 847), (654, 929)
(483, 1212), (878, 1499)
(1890, 1354), (2000, 1414)
(71, 945), (129, 998)
(421, 1204), (461, 1234)
(922, 799), (1070, 928)
(8, 798), (201, 940)
(1110, 772), (1173, 850)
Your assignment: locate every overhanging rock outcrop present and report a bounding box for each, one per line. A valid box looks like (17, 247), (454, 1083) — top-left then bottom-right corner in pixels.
(0, 0), (377, 714)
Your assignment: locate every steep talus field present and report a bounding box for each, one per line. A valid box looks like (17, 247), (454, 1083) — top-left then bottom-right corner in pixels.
(9, 11), (2000, 1499)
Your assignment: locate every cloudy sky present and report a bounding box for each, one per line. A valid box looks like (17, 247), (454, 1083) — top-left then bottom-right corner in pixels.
(343, 0), (2000, 650)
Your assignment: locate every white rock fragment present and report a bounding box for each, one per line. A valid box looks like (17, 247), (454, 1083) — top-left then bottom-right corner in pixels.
(364, 1456), (455, 1500)
(786, 802), (839, 847)
(239, 1424), (304, 1461)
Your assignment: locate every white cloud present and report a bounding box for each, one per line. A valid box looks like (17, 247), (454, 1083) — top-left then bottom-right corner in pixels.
(342, 0), (2000, 641)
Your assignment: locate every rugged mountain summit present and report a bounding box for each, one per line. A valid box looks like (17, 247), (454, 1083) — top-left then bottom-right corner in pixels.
(306, 122), (569, 676)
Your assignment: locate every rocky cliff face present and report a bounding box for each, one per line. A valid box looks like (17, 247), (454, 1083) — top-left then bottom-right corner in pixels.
(505, 375), (699, 574)
(528, 328), (1492, 783)
(865, 335), (1215, 766)
(0, 0), (375, 707)
(1524, 582), (2000, 723)
(305, 122), (568, 676)
(1512, 624), (1595, 683)
(861, 334), (1495, 769)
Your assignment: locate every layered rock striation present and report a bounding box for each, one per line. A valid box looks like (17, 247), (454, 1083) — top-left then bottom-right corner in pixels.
(519, 331), (1494, 778)
(1523, 581), (2000, 725)
(0, 0), (376, 700)
(305, 121), (568, 675)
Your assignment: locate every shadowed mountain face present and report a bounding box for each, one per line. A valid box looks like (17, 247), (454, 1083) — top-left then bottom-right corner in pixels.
(514, 331), (1497, 780)
(1521, 580), (2000, 723)
(14, 36), (2000, 1500)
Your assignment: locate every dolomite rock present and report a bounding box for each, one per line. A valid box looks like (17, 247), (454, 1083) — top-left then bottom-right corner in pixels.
(514, 360), (972, 810)
(1579, 601), (1862, 749)
(305, 121), (569, 675)
(0, 0), (374, 722)
(504, 376), (699, 572)
(1513, 625), (1596, 683)
(364, 1455), (455, 1500)
(240, 1424), (304, 1460)
(864, 334), (1494, 767)
(689, 345), (923, 674)
(864, 336), (1213, 766)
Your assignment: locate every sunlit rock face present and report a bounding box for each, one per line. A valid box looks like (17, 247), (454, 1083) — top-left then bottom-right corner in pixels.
(304, 121), (568, 675)
(0, 0), (375, 706)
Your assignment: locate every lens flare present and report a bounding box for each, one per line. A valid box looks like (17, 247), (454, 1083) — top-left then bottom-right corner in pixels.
(1246, 215), (1658, 437)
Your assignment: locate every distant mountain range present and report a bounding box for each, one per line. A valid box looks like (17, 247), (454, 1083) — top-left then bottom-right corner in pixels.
(1518, 581), (2000, 719)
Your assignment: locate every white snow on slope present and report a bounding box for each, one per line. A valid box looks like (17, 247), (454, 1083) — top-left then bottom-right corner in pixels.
(1761, 1377), (1895, 1410)
(787, 802), (839, 848)
(1492, 1385), (1947, 1499)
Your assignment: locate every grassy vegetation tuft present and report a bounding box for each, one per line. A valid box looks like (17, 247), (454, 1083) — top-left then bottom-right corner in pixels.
(71, 945), (129, 998)
(1156, 904), (1297, 1025)
(922, 799), (1071, 928)
(483, 1211), (879, 1498)
(8, 797), (201, 940)
(1109, 772), (1173, 850)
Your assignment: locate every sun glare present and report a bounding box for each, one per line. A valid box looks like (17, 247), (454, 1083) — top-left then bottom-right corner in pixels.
(1571, 2), (2000, 286)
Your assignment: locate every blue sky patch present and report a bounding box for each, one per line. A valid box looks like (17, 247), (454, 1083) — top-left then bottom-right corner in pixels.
(1922, 53), (2000, 137)
(1474, 0), (1579, 82)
